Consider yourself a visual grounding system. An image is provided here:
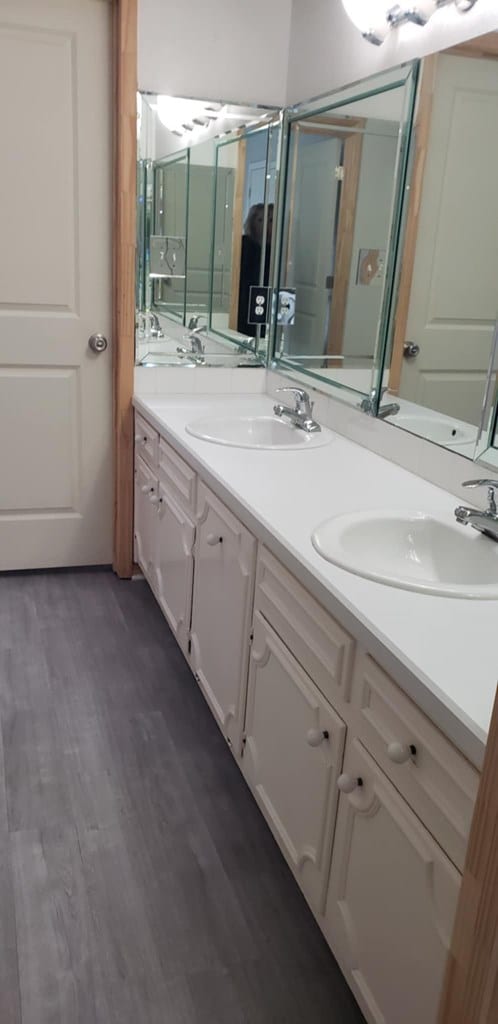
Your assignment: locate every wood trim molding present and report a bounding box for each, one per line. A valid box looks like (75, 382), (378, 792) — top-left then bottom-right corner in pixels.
(388, 55), (437, 394)
(113, 0), (137, 578)
(446, 31), (498, 60)
(438, 685), (498, 1023)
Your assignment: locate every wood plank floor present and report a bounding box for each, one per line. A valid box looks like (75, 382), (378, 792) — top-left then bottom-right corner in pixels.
(0, 570), (365, 1024)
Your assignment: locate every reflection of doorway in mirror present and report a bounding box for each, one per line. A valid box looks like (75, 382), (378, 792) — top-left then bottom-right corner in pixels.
(389, 48), (498, 442)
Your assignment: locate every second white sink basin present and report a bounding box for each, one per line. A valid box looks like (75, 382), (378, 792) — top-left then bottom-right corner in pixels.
(186, 415), (331, 450)
(395, 413), (476, 448)
(311, 510), (498, 598)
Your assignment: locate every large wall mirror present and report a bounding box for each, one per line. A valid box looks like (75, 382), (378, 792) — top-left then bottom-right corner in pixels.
(135, 93), (277, 367)
(375, 34), (498, 461)
(272, 64), (418, 401)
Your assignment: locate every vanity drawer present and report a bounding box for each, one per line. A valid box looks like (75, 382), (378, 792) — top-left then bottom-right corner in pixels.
(158, 436), (197, 516)
(350, 652), (479, 871)
(135, 413), (159, 469)
(254, 547), (355, 710)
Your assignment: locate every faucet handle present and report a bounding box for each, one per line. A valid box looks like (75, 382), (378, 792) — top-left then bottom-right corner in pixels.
(275, 387), (312, 413)
(462, 479), (498, 514)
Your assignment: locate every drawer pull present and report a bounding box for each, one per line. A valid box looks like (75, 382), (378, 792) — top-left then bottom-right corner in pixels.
(150, 493), (161, 505)
(387, 742), (417, 765)
(206, 533), (223, 546)
(337, 774), (363, 794)
(307, 728), (329, 748)
(140, 484), (153, 494)
(135, 434), (147, 444)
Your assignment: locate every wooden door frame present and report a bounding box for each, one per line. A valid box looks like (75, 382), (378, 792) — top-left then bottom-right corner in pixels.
(113, 0), (137, 578)
(228, 137), (247, 331)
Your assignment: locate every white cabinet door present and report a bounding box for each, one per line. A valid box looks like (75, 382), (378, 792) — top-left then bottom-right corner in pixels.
(134, 456), (158, 585)
(243, 612), (346, 915)
(190, 482), (256, 752)
(155, 482), (195, 656)
(325, 738), (460, 1024)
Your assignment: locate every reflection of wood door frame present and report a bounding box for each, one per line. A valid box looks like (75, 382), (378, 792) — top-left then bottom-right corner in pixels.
(283, 117), (364, 362)
(388, 56), (437, 394)
(389, 34), (498, 396)
(228, 138), (246, 330)
(326, 127), (364, 359)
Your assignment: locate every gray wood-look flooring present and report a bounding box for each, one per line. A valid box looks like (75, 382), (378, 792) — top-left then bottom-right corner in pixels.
(0, 569), (365, 1024)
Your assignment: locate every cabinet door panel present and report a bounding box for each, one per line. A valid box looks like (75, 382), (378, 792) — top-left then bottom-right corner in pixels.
(243, 612), (346, 914)
(325, 738), (460, 1024)
(190, 482), (256, 752)
(134, 455), (158, 585)
(155, 483), (195, 656)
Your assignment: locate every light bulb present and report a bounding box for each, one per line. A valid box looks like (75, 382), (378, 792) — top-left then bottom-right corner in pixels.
(407, 0), (439, 18)
(341, 0), (389, 43)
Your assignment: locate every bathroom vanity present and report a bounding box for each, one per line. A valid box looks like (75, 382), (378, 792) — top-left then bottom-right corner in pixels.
(132, 390), (496, 1024)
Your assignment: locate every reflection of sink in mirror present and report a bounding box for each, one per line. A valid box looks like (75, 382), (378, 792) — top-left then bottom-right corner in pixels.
(311, 510), (498, 599)
(186, 415), (332, 450)
(393, 413), (477, 449)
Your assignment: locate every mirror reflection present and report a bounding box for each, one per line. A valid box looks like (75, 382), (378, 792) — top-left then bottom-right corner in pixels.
(273, 65), (417, 398)
(380, 44), (498, 458)
(210, 123), (279, 352)
(135, 93), (277, 367)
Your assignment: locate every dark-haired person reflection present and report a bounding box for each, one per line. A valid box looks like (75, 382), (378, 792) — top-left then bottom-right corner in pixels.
(237, 203), (273, 336)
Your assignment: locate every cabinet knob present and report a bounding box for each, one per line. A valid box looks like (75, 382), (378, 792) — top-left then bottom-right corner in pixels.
(149, 493), (161, 505)
(140, 483), (153, 494)
(337, 773), (363, 794)
(387, 742), (416, 765)
(135, 434), (147, 444)
(306, 728), (329, 748)
(206, 533), (223, 546)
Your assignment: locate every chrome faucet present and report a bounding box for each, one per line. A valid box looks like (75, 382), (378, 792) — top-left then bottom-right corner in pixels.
(273, 388), (321, 433)
(148, 311), (164, 338)
(360, 388), (400, 419)
(454, 480), (498, 542)
(177, 322), (207, 362)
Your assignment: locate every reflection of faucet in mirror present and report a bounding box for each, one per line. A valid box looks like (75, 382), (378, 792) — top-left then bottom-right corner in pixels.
(177, 319), (208, 363)
(148, 311), (164, 338)
(238, 204), (274, 336)
(273, 388), (321, 433)
(454, 480), (498, 542)
(360, 388), (400, 419)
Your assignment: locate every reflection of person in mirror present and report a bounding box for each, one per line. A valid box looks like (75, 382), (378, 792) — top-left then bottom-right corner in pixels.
(237, 203), (273, 336)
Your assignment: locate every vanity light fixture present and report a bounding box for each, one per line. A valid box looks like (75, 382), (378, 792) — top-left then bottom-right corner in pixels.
(341, 0), (478, 46)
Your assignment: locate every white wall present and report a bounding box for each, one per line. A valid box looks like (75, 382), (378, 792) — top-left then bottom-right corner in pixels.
(138, 0), (292, 106)
(286, 0), (498, 103)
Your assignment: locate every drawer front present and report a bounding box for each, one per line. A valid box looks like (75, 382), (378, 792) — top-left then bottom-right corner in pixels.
(254, 546), (355, 710)
(135, 412), (158, 469)
(350, 652), (479, 871)
(158, 436), (197, 516)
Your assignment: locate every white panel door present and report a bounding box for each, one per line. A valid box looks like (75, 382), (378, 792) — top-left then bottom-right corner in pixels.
(399, 55), (498, 424)
(190, 482), (256, 753)
(155, 482), (195, 657)
(0, 0), (112, 569)
(325, 738), (460, 1024)
(243, 611), (346, 915)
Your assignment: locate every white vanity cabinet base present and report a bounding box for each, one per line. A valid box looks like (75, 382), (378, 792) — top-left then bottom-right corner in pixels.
(134, 455), (158, 586)
(325, 737), (460, 1024)
(243, 611), (346, 915)
(190, 481), (256, 753)
(155, 482), (195, 657)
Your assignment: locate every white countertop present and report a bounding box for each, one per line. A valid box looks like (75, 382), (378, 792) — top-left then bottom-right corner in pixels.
(134, 392), (498, 769)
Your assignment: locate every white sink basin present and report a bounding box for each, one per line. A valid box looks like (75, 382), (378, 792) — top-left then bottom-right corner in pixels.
(395, 413), (476, 448)
(186, 415), (331, 450)
(311, 510), (498, 598)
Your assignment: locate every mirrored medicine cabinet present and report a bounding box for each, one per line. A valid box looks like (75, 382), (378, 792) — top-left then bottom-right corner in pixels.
(135, 31), (498, 466)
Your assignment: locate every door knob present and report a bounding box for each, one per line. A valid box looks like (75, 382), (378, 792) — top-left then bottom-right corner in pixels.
(337, 774), (363, 793)
(88, 333), (108, 353)
(306, 728), (329, 748)
(403, 342), (420, 360)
